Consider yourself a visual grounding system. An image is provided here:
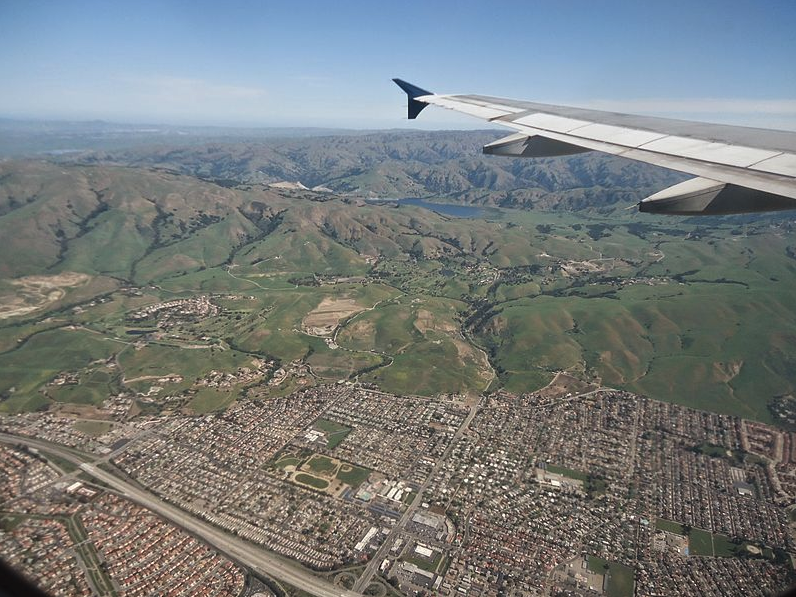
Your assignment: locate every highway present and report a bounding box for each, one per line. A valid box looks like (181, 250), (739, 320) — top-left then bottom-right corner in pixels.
(0, 433), (360, 597)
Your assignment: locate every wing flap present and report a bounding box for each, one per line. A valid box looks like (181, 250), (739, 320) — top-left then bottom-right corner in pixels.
(513, 113), (593, 133)
(564, 123), (667, 147)
(637, 136), (781, 167)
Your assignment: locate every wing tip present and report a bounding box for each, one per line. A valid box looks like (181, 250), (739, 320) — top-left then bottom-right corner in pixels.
(393, 78), (432, 119)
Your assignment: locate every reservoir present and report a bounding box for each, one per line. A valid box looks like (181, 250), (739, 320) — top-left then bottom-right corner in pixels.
(368, 198), (486, 219)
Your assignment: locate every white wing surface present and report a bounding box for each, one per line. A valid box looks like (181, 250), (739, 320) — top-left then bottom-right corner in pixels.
(393, 79), (796, 215)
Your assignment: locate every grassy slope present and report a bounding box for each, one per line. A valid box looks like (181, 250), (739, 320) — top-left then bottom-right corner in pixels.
(2, 161), (796, 422)
(0, 327), (117, 412)
(337, 294), (493, 395)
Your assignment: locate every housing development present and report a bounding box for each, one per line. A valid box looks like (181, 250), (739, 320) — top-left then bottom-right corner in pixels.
(1, 376), (793, 596)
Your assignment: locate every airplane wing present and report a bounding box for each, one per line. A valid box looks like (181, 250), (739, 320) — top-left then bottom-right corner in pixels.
(393, 79), (796, 215)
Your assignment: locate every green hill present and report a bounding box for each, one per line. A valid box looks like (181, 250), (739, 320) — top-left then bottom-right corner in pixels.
(69, 129), (687, 212)
(1, 152), (795, 424)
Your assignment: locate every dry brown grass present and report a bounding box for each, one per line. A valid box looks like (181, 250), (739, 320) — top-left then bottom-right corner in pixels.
(302, 296), (366, 336)
(0, 272), (90, 319)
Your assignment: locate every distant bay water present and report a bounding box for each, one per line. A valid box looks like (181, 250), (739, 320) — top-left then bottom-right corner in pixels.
(366, 198), (485, 219)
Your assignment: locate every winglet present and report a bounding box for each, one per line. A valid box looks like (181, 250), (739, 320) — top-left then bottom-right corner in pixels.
(393, 78), (432, 119)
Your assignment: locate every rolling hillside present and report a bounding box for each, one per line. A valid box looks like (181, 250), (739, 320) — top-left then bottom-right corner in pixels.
(1, 144), (796, 425)
(69, 130), (687, 211)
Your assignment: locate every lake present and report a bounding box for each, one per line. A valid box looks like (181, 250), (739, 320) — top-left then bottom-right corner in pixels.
(367, 198), (486, 219)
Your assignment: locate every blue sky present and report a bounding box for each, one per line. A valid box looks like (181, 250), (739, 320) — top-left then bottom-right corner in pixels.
(1, 0), (795, 129)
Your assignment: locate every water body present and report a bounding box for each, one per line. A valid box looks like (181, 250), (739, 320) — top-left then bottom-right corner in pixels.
(368, 198), (486, 219)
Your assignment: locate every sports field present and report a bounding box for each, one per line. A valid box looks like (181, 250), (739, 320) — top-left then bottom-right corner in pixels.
(587, 556), (634, 597)
(313, 419), (352, 449)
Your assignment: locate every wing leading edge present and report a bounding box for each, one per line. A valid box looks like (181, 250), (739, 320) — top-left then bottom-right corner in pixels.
(392, 78), (796, 215)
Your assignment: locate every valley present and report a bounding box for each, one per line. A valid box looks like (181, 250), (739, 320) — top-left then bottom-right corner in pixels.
(1, 154), (796, 425)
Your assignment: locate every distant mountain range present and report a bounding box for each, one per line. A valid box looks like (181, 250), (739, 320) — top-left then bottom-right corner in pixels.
(0, 118), (366, 158)
(4, 124), (687, 212)
(81, 130), (689, 211)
